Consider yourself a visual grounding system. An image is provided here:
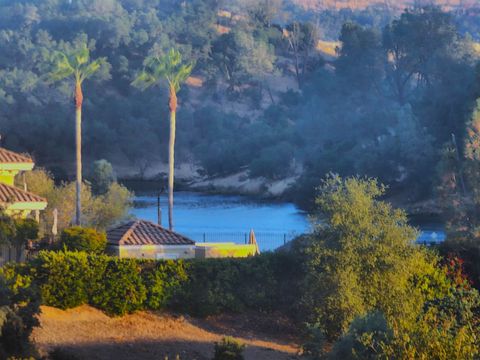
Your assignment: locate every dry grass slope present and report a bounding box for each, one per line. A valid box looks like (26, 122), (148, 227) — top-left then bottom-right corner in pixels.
(32, 305), (300, 360)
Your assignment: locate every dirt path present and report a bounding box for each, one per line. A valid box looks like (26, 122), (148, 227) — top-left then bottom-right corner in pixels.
(32, 306), (301, 360)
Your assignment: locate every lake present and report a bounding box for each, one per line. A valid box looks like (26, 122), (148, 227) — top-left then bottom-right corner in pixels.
(131, 191), (445, 251)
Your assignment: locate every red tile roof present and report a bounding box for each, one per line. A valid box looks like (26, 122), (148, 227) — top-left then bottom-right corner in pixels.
(107, 220), (195, 246)
(0, 183), (46, 203)
(0, 148), (33, 164)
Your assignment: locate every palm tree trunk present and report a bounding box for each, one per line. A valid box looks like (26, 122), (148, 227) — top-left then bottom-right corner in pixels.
(75, 82), (83, 226)
(168, 86), (177, 231)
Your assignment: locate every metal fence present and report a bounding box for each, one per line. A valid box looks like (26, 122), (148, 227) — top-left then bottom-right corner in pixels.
(181, 230), (445, 252)
(0, 245), (24, 267)
(182, 231), (302, 251)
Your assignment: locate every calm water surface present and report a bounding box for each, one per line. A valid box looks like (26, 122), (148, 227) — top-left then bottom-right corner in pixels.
(130, 191), (445, 251)
(131, 192), (310, 251)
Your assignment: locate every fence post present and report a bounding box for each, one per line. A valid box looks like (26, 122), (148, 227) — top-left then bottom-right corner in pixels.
(283, 233), (286, 245)
(203, 233), (206, 243)
(244, 233), (247, 244)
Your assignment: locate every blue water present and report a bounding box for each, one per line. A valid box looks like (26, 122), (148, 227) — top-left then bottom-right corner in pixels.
(130, 191), (445, 251)
(131, 192), (310, 251)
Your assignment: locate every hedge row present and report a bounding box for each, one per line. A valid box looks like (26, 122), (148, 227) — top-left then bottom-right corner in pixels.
(2, 250), (302, 317)
(173, 251), (302, 316)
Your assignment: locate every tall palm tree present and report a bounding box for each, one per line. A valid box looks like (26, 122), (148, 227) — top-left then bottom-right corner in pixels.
(132, 49), (193, 230)
(49, 43), (106, 225)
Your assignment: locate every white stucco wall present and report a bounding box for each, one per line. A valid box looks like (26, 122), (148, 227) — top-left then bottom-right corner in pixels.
(107, 244), (196, 260)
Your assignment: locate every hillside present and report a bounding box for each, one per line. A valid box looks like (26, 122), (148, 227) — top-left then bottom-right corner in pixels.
(32, 306), (300, 360)
(291, 0), (480, 11)
(0, 1), (479, 208)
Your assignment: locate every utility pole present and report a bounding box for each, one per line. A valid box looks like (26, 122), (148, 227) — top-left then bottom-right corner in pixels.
(157, 191), (162, 226)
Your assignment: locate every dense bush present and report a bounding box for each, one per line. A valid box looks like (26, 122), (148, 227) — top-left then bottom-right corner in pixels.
(213, 337), (245, 360)
(317, 286), (480, 360)
(440, 241), (480, 290)
(35, 251), (92, 309)
(141, 260), (189, 310)
(173, 252), (302, 316)
(31, 251), (149, 315)
(0, 263), (40, 359)
(2, 250), (301, 318)
(91, 258), (147, 316)
(302, 175), (440, 339)
(325, 312), (392, 360)
(60, 227), (107, 254)
(176, 259), (245, 316)
(302, 176), (480, 359)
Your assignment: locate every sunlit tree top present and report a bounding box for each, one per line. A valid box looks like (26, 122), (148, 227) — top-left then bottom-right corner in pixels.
(48, 43), (107, 85)
(132, 48), (194, 92)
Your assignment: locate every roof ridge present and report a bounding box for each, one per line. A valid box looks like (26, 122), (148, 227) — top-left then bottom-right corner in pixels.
(107, 219), (195, 246)
(139, 219), (165, 229)
(139, 219), (192, 240)
(0, 147), (33, 163)
(0, 182), (47, 202)
(119, 220), (141, 245)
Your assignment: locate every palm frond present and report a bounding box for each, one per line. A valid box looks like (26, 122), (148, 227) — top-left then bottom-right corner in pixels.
(132, 49), (195, 92)
(48, 43), (105, 85)
(172, 62), (194, 92)
(73, 44), (90, 66)
(46, 51), (75, 83)
(131, 70), (159, 90)
(80, 57), (107, 82)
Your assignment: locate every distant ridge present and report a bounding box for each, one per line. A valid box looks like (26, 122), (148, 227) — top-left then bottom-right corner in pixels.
(291, 0), (480, 11)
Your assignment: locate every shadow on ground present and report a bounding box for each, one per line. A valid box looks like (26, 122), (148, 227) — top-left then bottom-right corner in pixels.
(47, 339), (297, 360)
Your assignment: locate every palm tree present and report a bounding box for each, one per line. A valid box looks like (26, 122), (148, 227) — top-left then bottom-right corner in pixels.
(132, 49), (193, 230)
(49, 43), (106, 225)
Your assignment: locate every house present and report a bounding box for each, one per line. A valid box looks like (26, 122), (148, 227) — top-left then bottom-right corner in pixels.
(107, 220), (260, 260)
(0, 147), (47, 217)
(0, 147), (47, 266)
(106, 220), (196, 260)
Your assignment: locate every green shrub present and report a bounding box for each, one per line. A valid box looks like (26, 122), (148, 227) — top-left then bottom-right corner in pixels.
(60, 227), (107, 254)
(213, 337), (245, 360)
(302, 323), (328, 360)
(2, 250), (301, 319)
(35, 251), (91, 309)
(91, 258), (146, 316)
(142, 260), (188, 310)
(399, 286), (480, 359)
(0, 264), (40, 359)
(0, 307), (29, 357)
(175, 259), (244, 316)
(303, 175), (441, 340)
(173, 253), (301, 317)
(327, 311), (392, 360)
(0, 263), (39, 332)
